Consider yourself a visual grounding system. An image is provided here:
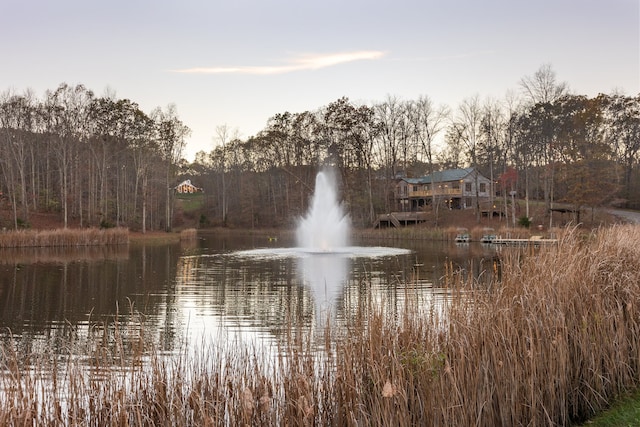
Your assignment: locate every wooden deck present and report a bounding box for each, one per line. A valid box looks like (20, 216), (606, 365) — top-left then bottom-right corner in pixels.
(373, 212), (428, 228)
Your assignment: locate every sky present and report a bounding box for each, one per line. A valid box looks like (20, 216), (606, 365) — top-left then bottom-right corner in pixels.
(1, 0), (639, 161)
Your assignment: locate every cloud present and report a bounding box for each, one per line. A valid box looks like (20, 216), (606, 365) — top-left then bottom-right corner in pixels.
(172, 50), (386, 75)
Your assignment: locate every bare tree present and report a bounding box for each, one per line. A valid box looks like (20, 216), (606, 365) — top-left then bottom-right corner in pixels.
(454, 95), (483, 222)
(480, 98), (505, 211)
(519, 63), (569, 105)
(373, 95), (405, 178)
(501, 90), (525, 223)
(45, 83), (94, 228)
(214, 124), (234, 225)
(153, 104), (190, 231)
(0, 89), (38, 227)
(407, 95), (450, 223)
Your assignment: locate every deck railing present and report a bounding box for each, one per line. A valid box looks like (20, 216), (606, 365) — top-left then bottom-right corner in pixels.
(408, 188), (462, 197)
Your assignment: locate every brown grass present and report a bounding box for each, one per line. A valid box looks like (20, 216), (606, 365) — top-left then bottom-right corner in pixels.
(179, 228), (198, 241)
(1, 225), (640, 425)
(0, 227), (129, 248)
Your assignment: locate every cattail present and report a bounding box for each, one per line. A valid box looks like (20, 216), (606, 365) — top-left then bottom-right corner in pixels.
(382, 380), (396, 398)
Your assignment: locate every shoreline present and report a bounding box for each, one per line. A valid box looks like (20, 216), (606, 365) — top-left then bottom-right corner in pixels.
(0, 218), (636, 248)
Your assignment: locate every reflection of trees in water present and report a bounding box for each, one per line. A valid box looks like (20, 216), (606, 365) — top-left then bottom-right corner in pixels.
(171, 242), (501, 352)
(0, 238), (502, 369)
(0, 246), (129, 265)
(0, 244), (182, 355)
(338, 242), (500, 324)
(174, 254), (318, 341)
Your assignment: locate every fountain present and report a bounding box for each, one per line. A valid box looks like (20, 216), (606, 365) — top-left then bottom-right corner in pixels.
(233, 169), (411, 321)
(296, 170), (350, 252)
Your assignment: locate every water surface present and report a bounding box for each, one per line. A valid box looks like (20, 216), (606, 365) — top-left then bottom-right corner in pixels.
(0, 232), (497, 362)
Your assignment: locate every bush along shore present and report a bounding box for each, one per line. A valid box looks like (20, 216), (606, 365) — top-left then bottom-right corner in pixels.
(2, 225), (640, 425)
(0, 227), (129, 248)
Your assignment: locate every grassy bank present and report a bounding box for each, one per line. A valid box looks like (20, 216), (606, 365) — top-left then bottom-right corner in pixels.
(1, 225), (640, 425)
(0, 227), (129, 248)
(578, 389), (640, 426)
(0, 226), (196, 247)
(357, 224), (556, 242)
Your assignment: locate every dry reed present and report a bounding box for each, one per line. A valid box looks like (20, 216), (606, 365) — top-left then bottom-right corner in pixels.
(0, 227), (129, 248)
(2, 225), (640, 425)
(179, 228), (198, 241)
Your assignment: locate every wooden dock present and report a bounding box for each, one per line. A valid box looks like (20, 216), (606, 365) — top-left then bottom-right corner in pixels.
(491, 235), (557, 246)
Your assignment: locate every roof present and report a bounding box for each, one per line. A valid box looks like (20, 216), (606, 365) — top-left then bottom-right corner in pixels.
(174, 179), (203, 191)
(175, 179), (196, 188)
(401, 168), (477, 185)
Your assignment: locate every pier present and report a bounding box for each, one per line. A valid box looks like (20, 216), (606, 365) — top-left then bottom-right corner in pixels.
(491, 235), (557, 246)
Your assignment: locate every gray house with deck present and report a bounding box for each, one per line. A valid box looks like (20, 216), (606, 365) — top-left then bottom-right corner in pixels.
(395, 167), (491, 211)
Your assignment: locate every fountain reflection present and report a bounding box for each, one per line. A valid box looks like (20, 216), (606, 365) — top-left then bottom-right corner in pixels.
(295, 252), (350, 324)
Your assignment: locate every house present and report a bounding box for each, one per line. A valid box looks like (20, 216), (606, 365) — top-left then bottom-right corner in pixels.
(395, 167), (491, 211)
(174, 179), (203, 194)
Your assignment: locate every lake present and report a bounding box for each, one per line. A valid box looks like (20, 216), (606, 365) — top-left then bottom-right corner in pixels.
(0, 231), (498, 365)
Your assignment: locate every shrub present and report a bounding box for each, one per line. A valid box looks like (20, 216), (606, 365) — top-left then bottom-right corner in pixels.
(518, 215), (532, 228)
(199, 214), (209, 228)
(16, 218), (29, 229)
(100, 219), (115, 229)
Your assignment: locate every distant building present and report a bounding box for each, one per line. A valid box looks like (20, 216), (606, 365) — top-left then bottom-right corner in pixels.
(395, 167), (491, 211)
(174, 179), (203, 194)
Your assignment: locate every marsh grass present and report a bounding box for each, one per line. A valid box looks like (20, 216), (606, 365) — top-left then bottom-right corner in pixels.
(2, 225), (640, 425)
(179, 228), (198, 241)
(0, 227), (129, 248)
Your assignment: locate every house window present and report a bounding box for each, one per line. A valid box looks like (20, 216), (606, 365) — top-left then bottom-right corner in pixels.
(413, 185), (418, 192)
(452, 181), (460, 190)
(465, 182), (472, 192)
(479, 183), (486, 193)
(466, 197), (472, 208)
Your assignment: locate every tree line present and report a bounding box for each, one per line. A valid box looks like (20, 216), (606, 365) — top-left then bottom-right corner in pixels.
(0, 83), (189, 231)
(1, 65), (639, 231)
(192, 65), (640, 228)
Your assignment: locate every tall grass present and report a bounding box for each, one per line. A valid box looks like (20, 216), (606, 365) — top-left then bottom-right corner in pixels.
(2, 225), (640, 425)
(179, 228), (198, 241)
(0, 227), (129, 248)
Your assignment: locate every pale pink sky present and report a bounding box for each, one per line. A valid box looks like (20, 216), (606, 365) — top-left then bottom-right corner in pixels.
(1, 0), (638, 160)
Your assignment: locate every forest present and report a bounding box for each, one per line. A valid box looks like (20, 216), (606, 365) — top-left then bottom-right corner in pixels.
(1, 65), (639, 231)
(0, 83), (189, 232)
